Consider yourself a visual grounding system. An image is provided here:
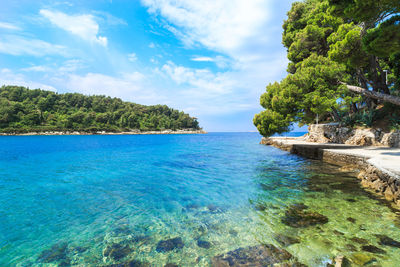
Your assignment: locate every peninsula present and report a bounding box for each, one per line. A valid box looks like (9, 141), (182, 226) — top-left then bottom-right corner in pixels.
(0, 85), (203, 135)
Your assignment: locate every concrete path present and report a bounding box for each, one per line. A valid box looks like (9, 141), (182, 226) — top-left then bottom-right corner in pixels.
(267, 137), (400, 177)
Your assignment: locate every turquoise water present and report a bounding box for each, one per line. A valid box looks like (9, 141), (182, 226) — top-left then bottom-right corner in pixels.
(1, 132), (400, 266)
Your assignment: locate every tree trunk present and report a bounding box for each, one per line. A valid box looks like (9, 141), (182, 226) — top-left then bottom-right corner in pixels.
(331, 107), (341, 122)
(351, 102), (358, 113)
(341, 82), (400, 106)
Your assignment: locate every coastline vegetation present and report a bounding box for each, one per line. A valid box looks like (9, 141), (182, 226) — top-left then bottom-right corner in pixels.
(254, 0), (400, 136)
(0, 85), (200, 133)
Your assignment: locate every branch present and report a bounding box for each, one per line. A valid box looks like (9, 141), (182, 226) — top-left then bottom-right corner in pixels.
(340, 82), (400, 106)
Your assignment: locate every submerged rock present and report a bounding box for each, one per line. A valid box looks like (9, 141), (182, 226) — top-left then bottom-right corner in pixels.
(197, 239), (211, 249)
(103, 243), (133, 261)
(211, 244), (304, 266)
(350, 252), (376, 265)
(37, 242), (69, 263)
(274, 234), (300, 247)
(131, 235), (151, 244)
(164, 263), (179, 267)
(281, 205), (328, 228)
(347, 217), (356, 223)
(71, 246), (88, 254)
(361, 245), (386, 254)
(333, 230), (344, 236)
(377, 234), (400, 248)
(291, 203), (309, 210)
(345, 244), (357, 252)
(106, 259), (150, 267)
(207, 204), (223, 213)
(229, 229), (238, 236)
(350, 237), (369, 244)
(184, 203), (200, 210)
(156, 237), (184, 252)
(254, 203), (267, 211)
(113, 225), (132, 236)
(260, 183), (275, 191)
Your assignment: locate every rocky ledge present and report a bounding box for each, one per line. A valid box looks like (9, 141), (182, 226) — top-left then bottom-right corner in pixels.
(261, 136), (400, 208)
(305, 123), (400, 147)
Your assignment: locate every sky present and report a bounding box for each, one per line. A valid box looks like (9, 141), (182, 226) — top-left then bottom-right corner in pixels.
(0, 0), (305, 132)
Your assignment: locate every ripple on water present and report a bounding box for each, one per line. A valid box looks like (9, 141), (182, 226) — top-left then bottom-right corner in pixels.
(0, 133), (400, 266)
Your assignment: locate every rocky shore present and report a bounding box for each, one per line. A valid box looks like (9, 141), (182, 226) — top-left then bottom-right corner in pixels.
(261, 133), (400, 208)
(0, 129), (207, 136)
(306, 123), (400, 148)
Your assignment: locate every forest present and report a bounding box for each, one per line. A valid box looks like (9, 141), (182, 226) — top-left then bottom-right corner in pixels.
(254, 0), (400, 136)
(0, 85), (200, 133)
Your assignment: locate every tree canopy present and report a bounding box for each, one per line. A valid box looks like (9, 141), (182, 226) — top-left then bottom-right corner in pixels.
(0, 85), (200, 133)
(254, 0), (400, 137)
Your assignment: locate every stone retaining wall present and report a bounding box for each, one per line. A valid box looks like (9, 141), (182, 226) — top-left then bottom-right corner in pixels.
(305, 124), (400, 148)
(261, 137), (400, 208)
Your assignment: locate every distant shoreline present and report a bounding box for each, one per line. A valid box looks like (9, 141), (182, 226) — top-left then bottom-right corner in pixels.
(0, 129), (207, 136)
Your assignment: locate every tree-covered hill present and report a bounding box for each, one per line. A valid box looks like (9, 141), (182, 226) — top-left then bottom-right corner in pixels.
(0, 85), (200, 133)
(254, 0), (400, 137)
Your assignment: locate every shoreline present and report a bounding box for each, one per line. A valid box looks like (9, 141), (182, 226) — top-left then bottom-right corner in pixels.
(261, 136), (400, 208)
(0, 129), (207, 136)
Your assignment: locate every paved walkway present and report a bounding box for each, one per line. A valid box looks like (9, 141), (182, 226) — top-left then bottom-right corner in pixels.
(268, 137), (400, 177)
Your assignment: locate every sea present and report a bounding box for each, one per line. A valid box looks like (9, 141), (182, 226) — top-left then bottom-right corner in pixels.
(0, 132), (399, 266)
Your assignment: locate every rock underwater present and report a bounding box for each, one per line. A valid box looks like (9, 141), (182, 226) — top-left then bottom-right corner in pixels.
(156, 237), (184, 252)
(281, 204), (328, 228)
(211, 244), (305, 267)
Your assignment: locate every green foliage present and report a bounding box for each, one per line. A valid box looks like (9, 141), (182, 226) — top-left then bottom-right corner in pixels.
(0, 86), (200, 133)
(363, 16), (400, 58)
(253, 110), (292, 137)
(357, 110), (376, 127)
(254, 0), (400, 137)
(389, 113), (400, 130)
(328, 23), (369, 68)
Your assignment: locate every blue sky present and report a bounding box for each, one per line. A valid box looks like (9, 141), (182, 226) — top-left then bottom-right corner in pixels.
(0, 0), (305, 132)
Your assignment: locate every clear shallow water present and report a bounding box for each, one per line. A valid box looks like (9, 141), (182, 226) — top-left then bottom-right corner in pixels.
(0, 132), (400, 266)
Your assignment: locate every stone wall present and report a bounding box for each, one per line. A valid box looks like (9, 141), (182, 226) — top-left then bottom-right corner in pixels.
(261, 137), (400, 208)
(305, 124), (400, 147)
(358, 166), (400, 206)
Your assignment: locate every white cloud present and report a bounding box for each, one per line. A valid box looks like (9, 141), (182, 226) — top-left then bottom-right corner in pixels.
(0, 68), (57, 91)
(21, 59), (84, 74)
(139, 0), (293, 130)
(148, 42), (156, 48)
(141, 0), (269, 54)
(58, 59), (84, 73)
(191, 55), (230, 68)
(160, 61), (233, 94)
(0, 35), (66, 56)
(65, 72), (147, 99)
(93, 11), (128, 26)
(21, 65), (51, 72)
(40, 9), (108, 46)
(128, 53), (137, 62)
(191, 56), (213, 62)
(0, 22), (21, 31)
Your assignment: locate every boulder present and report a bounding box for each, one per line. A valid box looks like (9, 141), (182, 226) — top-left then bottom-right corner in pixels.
(37, 242), (69, 264)
(211, 244), (304, 267)
(281, 204), (328, 228)
(103, 243), (133, 261)
(304, 124), (400, 147)
(197, 239), (211, 249)
(361, 245), (386, 254)
(377, 235), (400, 248)
(381, 131), (400, 147)
(156, 237), (184, 252)
(106, 260), (150, 267)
